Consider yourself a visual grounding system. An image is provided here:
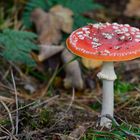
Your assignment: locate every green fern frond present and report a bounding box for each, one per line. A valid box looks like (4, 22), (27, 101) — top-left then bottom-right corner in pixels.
(0, 29), (38, 66)
(48, 0), (101, 14)
(22, 0), (49, 28)
(73, 15), (95, 30)
(47, 0), (102, 29)
(22, 0), (102, 29)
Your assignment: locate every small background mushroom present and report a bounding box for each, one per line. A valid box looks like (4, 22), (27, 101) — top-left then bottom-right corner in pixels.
(31, 6), (84, 90)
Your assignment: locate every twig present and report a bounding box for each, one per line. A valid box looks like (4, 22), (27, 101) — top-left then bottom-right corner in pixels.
(0, 95), (15, 103)
(11, 100), (38, 114)
(0, 101), (15, 135)
(0, 124), (18, 140)
(0, 128), (45, 140)
(9, 62), (24, 77)
(115, 99), (133, 112)
(0, 136), (9, 140)
(0, 125), (16, 140)
(32, 65), (59, 99)
(30, 95), (59, 109)
(40, 65), (59, 98)
(65, 88), (75, 113)
(11, 95), (59, 116)
(11, 69), (19, 135)
(0, 125), (18, 140)
(0, 82), (14, 91)
(0, 125), (10, 136)
(135, 87), (140, 93)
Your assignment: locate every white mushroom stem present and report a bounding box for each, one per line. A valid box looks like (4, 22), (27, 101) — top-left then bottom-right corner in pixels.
(97, 62), (117, 128)
(61, 49), (84, 90)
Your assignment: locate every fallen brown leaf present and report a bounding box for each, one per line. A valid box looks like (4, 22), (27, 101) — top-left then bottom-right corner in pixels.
(31, 8), (61, 44)
(31, 5), (73, 45)
(124, 0), (140, 17)
(50, 5), (73, 33)
(0, 96), (15, 103)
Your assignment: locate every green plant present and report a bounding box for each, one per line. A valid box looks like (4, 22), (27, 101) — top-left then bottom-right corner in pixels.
(0, 119), (10, 126)
(0, 29), (38, 66)
(82, 122), (140, 140)
(22, 0), (49, 28)
(0, 1), (15, 29)
(114, 78), (135, 94)
(22, 0), (102, 29)
(39, 109), (53, 125)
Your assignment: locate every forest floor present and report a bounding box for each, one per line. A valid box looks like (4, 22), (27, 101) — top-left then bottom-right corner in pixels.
(0, 0), (140, 140)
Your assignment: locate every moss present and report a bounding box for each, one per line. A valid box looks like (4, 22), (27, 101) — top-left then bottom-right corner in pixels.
(0, 119), (10, 125)
(39, 108), (53, 125)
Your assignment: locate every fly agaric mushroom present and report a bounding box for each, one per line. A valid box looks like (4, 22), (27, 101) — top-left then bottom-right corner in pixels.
(66, 22), (140, 128)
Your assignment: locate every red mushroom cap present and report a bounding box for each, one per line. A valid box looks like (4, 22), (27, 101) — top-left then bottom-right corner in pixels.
(66, 23), (140, 61)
